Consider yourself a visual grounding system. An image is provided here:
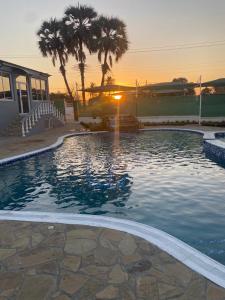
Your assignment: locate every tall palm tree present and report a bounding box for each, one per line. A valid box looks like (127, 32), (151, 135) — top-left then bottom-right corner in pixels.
(94, 16), (129, 87)
(37, 18), (78, 120)
(63, 4), (98, 106)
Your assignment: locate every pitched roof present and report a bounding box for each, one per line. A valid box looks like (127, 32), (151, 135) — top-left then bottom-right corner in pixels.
(0, 60), (50, 77)
(202, 78), (225, 87)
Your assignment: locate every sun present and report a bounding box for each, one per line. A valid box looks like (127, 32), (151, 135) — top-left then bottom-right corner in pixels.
(113, 95), (122, 101)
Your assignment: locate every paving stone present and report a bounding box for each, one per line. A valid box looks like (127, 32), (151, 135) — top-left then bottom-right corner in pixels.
(0, 249), (16, 261)
(41, 232), (65, 248)
(158, 282), (184, 299)
(207, 283), (225, 300)
(182, 276), (206, 299)
(136, 276), (159, 299)
(18, 275), (56, 300)
(147, 268), (176, 286)
(61, 255), (81, 272)
(81, 254), (96, 267)
(126, 259), (152, 274)
(36, 261), (58, 275)
(120, 288), (136, 300)
(0, 229), (14, 247)
(119, 235), (137, 256)
(109, 264), (128, 284)
(74, 278), (105, 299)
(65, 238), (97, 255)
(18, 247), (63, 268)
(164, 262), (193, 287)
(121, 253), (142, 265)
(67, 229), (97, 240)
(100, 229), (125, 250)
(59, 271), (88, 295)
(0, 272), (23, 297)
(52, 295), (70, 300)
(31, 232), (44, 247)
(101, 229), (126, 242)
(96, 285), (119, 299)
(81, 265), (110, 280)
(137, 239), (158, 255)
(12, 236), (30, 250)
(94, 247), (118, 266)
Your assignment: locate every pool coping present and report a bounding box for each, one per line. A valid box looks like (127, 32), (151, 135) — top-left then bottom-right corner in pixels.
(1, 127), (225, 288)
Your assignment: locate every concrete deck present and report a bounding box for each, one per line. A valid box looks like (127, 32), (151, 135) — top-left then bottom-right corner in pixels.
(0, 220), (225, 300)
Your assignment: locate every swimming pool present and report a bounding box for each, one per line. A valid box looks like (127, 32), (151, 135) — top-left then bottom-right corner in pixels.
(1, 131), (225, 264)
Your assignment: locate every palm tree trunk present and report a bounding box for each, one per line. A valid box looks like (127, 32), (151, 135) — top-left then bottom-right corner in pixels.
(80, 63), (86, 107)
(59, 62), (78, 121)
(101, 50), (108, 87)
(79, 41), (86, 107)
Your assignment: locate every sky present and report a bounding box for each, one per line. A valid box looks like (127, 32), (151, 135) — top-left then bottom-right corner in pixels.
(1, 0), (225, 93)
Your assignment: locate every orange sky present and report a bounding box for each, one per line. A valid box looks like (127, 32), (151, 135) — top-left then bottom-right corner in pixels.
(1, 0), (225, 94)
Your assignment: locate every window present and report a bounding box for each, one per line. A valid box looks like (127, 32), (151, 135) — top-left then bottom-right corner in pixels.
(0, 72), (12, 100)
(31, 78), (47, 100)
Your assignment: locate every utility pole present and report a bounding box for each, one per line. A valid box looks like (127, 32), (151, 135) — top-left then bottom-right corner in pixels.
(74, 82), (79, 121)
(135, 80), (138, 117)
(199, 76), (202, 126)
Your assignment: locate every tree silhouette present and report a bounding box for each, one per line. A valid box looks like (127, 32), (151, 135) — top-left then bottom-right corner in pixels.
(37, 18), (78, 120)
(63, 4), (98, 106)
(94, 16), (129, 87)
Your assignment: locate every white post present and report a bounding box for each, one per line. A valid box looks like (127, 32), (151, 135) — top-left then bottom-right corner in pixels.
(32, 114), (35, 126)
(35, 109), (38, 121)
(29, 116), (32, 129)
(26, 118), (29, 134)
(199, 75), (202, 125)
(135, 80), (138, 117)
(22, 121), (26, 137)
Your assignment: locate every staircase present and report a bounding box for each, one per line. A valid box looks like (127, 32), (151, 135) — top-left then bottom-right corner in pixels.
(21, 101), (65, 137)
(0, 101), (65, 137)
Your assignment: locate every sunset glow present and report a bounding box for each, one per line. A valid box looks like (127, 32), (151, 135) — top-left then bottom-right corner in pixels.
(1, 0), (225, 93)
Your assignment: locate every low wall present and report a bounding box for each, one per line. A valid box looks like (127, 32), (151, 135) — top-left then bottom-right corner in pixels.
(204, 135), (225, 166)
(79, 116), (225, 124)
(0, 101), (19, 129)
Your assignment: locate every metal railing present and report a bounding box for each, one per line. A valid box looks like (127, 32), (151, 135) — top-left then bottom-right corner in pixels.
(21, 101), (65, 137)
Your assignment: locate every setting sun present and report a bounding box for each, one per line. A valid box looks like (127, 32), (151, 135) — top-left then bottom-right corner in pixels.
(113, 95), (122, 101)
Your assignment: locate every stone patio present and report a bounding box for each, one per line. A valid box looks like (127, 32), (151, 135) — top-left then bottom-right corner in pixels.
(0, 220), (224, 299)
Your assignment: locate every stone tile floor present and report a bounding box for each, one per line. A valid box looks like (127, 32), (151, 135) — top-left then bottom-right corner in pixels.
(0, 221), (225, 299)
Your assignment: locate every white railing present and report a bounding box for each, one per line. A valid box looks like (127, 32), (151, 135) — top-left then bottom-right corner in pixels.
(21, 101), (65, 137)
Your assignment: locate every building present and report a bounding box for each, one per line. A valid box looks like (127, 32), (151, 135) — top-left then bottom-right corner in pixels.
(202, 78), (225, 95)
(0, 60), (64, 136)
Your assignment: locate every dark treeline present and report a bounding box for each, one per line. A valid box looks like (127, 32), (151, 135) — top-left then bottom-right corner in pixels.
(37, 3), (129, 119)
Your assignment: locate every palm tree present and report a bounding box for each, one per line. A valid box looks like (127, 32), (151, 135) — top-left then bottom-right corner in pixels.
(94, 16), (129, 87)
(106, 76), (115, 86)
(37, 18), (78, 120)
(63, 4), (98, 106)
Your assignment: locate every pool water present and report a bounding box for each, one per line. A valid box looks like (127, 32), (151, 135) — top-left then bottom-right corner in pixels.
(1, 131), (225, 264)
